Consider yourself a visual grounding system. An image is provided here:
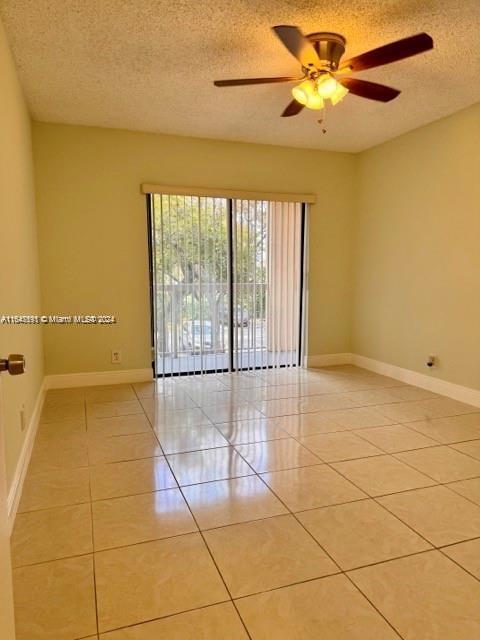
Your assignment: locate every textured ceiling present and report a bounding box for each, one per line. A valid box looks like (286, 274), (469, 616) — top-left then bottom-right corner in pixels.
(1, 0), (479, 151)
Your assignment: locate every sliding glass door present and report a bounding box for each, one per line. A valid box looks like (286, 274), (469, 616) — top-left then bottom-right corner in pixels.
(148, 193), (305, 376)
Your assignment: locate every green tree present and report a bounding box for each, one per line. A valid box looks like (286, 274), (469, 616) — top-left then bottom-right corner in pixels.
(152, 195), (267, 356)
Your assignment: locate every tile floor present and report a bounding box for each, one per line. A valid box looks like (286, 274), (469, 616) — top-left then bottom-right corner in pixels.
(10, 365), (480, 639)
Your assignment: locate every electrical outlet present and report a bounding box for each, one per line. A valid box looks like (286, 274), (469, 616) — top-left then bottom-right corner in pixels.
(20, 404), (26, 431)
(111, 350), (122, 364)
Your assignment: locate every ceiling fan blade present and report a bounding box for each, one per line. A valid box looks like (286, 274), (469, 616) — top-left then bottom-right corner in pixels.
(214, 76), (302, 87)
(339, 78), (400, 102)
(281, 100), (305, 117)
(272, 25), (321, 68)
(342, 33), (433, 72)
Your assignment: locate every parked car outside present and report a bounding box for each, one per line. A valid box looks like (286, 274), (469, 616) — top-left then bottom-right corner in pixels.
(182, 320), (213, 351)
(219, 306), (249, 326)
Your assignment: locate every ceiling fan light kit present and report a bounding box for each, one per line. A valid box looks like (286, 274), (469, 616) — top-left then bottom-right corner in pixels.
(213, 26), (433, 125)
(291, 79), (324, 109)
(291, 74), (349, 110)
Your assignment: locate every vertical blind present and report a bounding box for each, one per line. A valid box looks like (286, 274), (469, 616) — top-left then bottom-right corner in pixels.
(148, 192), (306, 376)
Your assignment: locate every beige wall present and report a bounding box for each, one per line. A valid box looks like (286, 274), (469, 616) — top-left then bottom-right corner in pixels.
(0, 23), (44, 489)
(33, 122), (355, 374)
(353, 103), (480, 389)
(0, 19), (43, 639)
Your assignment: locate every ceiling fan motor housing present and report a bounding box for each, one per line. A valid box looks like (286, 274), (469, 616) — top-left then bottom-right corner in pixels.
(306, 32), (346, 71)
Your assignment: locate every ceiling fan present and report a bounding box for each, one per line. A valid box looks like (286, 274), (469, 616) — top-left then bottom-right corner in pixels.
(213, 26), (433, 117)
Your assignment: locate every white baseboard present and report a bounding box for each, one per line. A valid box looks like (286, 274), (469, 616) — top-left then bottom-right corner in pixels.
(45, 368), (153, 389)
(7, 378), (47, 533)
(351, 354), (480, 408)
(305, 353), (353, 367)
(307, 352), (480, 408)
(7, 368), (152, 532)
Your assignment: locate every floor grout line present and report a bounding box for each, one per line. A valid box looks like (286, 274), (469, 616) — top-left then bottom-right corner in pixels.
(246, 443), (407, 639)
(278, 436), (441, 550)
(149, 415), (254, 640)
(261, 416), (480, 592)
(16, 463), (480, 520)
(436, 545), (480, 585)
(94, 599), (233, 637)
(85, 398), (100, 638)
(14, 506), (480, 576)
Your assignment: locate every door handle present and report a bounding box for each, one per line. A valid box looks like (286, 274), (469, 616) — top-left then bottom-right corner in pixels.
(0, 354), (26, 375)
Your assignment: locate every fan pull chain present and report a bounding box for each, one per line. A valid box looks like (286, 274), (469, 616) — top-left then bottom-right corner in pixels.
(317, 104), (327, 134)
